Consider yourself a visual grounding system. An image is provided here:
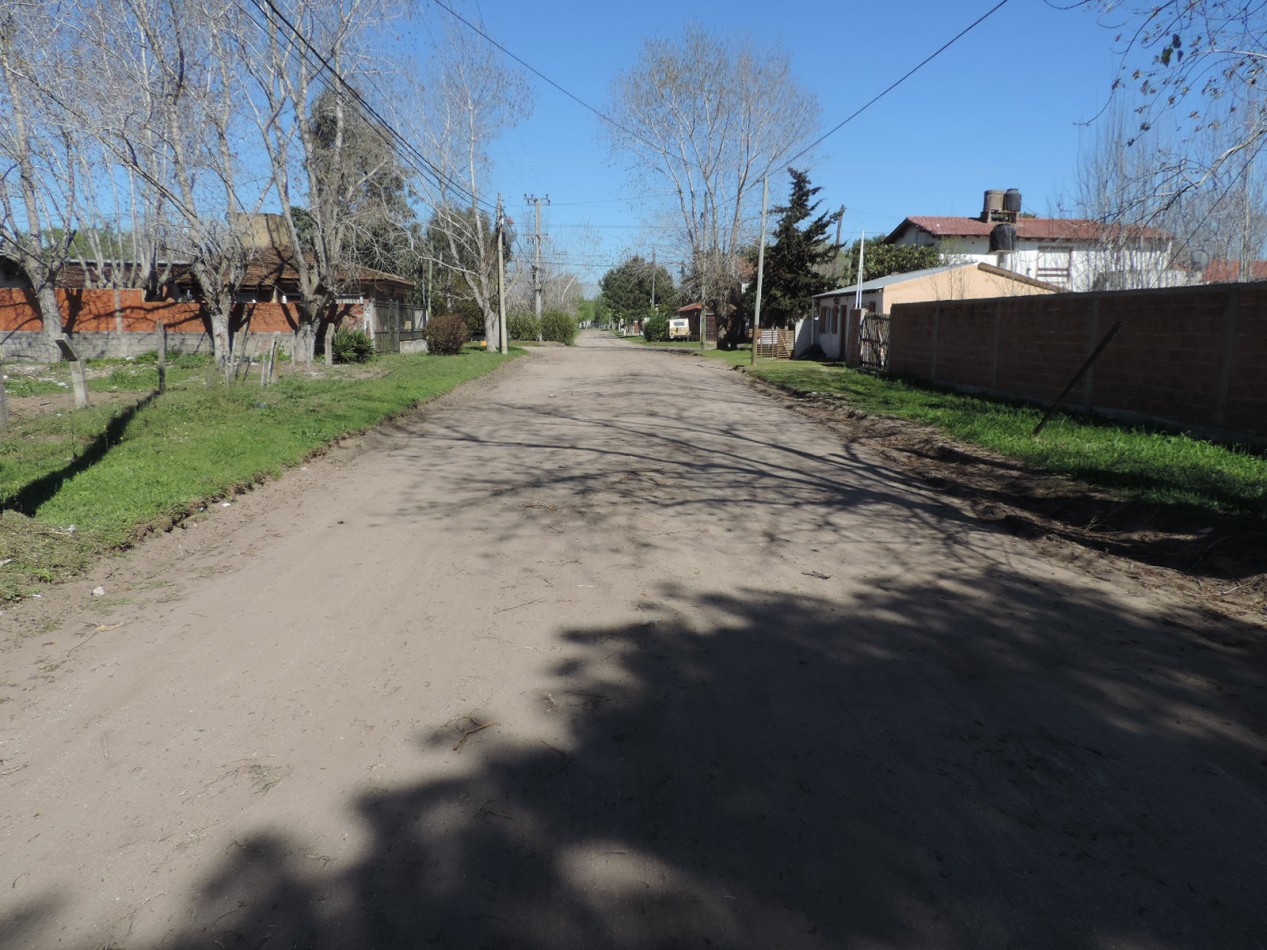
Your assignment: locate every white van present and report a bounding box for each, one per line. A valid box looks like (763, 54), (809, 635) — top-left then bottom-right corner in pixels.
(668, 318), (691, 339)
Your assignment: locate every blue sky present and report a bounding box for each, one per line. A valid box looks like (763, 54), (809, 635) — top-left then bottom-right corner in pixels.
(409, 0), (1133, 291)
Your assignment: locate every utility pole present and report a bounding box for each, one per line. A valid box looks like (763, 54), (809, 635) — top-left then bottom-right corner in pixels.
(650, 248), (657, 318)
(525, 194), (550, 339)
(496, 194), (508, 355)
(751, 177), (769, 367)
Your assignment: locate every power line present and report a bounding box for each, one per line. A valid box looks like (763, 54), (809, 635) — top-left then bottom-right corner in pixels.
(428, 0), (665, 156)
(242, 0), (495, 214)
(784, 0), (1013, 169)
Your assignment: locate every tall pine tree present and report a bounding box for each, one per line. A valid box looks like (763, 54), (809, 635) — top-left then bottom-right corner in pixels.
(759, 169), (841, 327)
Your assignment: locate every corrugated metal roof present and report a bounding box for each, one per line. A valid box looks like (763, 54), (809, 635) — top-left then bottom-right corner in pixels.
(813, 263), (972, 298)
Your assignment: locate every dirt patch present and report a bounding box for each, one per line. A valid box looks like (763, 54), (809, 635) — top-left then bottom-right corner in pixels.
(740, 370), (1266, 625)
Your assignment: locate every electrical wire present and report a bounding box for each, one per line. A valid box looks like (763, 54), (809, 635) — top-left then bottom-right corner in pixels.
(783, 0), (1013, 170)
(428, 0), (664, 156)
(242, 0), (496, 214)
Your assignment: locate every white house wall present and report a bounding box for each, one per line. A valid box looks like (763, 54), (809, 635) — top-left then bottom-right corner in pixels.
(893, 229), (1181, 292)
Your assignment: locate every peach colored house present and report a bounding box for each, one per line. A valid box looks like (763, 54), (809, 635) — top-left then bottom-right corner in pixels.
(796, 262), (1059, 363)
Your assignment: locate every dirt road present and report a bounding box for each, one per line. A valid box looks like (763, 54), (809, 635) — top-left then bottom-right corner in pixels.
(2, 332), (1265, 949)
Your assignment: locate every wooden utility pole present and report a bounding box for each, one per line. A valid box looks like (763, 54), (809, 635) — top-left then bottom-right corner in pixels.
(497, 194), (509, 355)
(699, 274), (707, 352)
(751, 177), (770, 367)
(525, 194), (549, 340)
(650, 248), (657, 319)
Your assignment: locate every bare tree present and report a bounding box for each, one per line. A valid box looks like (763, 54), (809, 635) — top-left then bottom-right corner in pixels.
(243, 0), (409, 363)
(77, 0), (261, 371)
(408, 18), (532, 342)
(0, 1), (91, 405)
(504, 233), (580, 316)
(1066, 97), (1267, 285)
(1080, 1), (1267, 217)
(606, 27), (820, 312)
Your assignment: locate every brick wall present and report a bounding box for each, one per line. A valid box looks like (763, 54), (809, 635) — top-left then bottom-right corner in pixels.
(0, 288), (362, 360)
(890, 283), (1267, 440)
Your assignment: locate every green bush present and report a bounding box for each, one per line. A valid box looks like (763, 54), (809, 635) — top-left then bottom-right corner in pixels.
(643, 314), (669, 342)
(424, 313), (471, 355)
(508, 313), (540, 341)
(452, 299), (485, 338)
(540, 310), (577, 345)
(331, 327), (376, 364)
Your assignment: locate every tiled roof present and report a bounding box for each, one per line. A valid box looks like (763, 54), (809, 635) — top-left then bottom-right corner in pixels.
(242, 248), (414, 291)
(889, 216), (1173, 244)
(51, 251), (412, 292)
(1202, 260), (1267, 283)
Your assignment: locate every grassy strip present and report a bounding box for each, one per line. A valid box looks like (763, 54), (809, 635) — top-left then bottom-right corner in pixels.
(727, 357), (1266, 522)
(1, 352), (217, 397)
(0, 349), (516, 599)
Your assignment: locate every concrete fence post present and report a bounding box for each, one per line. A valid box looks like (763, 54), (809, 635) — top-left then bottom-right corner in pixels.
(1214, 289), (1241, 428)
(156, 321), (167, 394)
(1083, 297), (1100, 410)
(930, 303), (941, 381)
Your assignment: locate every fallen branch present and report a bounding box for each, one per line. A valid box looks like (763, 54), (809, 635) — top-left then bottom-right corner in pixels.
(453, 720), (498, 752)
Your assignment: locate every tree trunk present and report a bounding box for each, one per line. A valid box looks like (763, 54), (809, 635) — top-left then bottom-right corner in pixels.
(34, 283), (88, 409)
(205, 295), (233, 377)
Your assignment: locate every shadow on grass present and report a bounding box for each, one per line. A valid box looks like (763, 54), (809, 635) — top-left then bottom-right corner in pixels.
(4, 392), (157, 517)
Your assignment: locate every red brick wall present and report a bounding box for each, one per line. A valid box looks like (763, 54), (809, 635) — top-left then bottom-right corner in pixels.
(890, 284), (1267, 438)
(0, 288), (368, 338)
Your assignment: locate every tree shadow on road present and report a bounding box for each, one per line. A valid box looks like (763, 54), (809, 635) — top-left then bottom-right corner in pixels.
(23, 573), (1260, 950)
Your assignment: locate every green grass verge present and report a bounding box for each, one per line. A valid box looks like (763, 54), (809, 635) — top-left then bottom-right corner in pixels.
(729, 358), (1266, 522)
(2, 352), (219, 397)
(0, 349), (517, 600)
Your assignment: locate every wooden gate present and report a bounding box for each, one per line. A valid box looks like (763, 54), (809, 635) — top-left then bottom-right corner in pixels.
(755, 328), (793, 358)
(860, 313), (890, 370)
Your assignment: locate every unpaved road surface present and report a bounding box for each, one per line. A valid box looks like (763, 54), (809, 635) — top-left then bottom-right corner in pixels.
(2, 333), (1265, 949)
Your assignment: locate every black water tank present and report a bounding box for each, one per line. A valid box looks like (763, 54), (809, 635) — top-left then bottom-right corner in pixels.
(1003, 188), (1022, 215)
(990, 223), (1016, 252)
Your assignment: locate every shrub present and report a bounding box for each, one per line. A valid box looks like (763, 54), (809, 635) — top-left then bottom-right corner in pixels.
(540, 310), (577, 345)
(331, 327), (376, 364)
(643, 314), (669, 342)
(452, 299), (485, 338)
(508, 313), (540, 341)
(424, 313), (471, 355)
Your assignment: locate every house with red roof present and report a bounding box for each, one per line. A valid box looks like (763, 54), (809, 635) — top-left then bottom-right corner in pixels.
(886, 189), (1183, 292)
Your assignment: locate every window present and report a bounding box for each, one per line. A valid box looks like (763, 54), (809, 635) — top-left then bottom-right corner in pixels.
(1037, 246), (1072, 288)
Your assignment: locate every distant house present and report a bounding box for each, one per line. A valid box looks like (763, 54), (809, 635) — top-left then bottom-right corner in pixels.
(3, 213), (416, 348)
(798, 261), (1059, 362)
(886, 188), (1182, 292)
(1201, 259), (1267, 283)
(676, 301), (716, 342)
